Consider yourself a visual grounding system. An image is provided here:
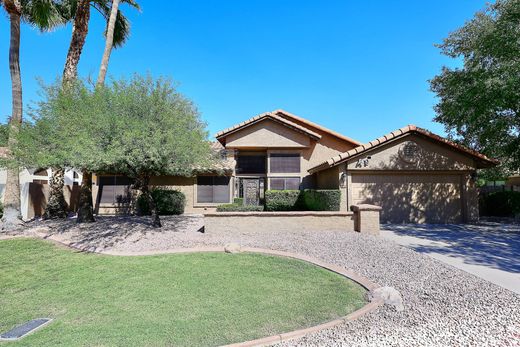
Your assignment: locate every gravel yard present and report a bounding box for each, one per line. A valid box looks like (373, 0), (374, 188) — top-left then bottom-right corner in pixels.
(23, 216), (520, 346)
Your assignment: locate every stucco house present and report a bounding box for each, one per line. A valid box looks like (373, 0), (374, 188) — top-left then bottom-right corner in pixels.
(1, 109), (498, 223)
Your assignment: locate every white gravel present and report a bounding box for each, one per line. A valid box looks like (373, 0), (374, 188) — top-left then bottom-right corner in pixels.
(24, 216), (520, 346)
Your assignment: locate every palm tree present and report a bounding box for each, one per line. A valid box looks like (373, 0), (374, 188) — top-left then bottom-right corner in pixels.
(63, 0), (139, 83)
(48, 0), (139, 222)
(1, 0), (65, 229)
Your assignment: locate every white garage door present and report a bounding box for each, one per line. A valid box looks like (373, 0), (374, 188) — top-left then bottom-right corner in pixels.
(351, 174), (463, 224)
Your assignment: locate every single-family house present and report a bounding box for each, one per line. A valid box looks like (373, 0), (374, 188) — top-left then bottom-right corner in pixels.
(1, 109), (498, 223)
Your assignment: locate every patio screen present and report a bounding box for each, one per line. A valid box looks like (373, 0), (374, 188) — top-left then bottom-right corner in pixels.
(269, 153), (300, 173)
(197, 176), (231, 203)
(269, 177), (300, 190)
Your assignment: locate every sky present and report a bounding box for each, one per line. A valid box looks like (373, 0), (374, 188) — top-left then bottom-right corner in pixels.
(0, 0), (487, 143)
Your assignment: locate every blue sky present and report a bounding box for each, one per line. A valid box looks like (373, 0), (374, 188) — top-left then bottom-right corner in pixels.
(0, 0), (486, 143)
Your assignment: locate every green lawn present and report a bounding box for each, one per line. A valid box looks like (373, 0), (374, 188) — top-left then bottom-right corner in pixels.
(0, 238), (367, 347)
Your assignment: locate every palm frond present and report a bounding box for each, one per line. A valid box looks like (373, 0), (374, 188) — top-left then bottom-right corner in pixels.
(21, 0), (69, 31)
(91, 0), (139, 48)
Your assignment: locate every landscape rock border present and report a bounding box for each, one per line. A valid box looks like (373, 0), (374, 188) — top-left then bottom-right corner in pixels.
(2, 234), (384, 347)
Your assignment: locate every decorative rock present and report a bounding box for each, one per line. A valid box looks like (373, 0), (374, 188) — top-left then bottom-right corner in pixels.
(369, 286), (404, 312)
(224, 243), (242, 254)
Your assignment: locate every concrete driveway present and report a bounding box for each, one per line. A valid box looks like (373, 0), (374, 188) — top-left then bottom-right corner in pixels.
(381, 222), (520, 294)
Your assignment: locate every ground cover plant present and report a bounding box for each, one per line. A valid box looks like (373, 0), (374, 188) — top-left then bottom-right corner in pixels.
(0, 238), (366, 347)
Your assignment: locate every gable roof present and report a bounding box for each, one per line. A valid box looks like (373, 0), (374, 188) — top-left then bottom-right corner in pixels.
(272, 109), (362, 146)
(309, 125), (499, 173)
(215, 111), (322, 144)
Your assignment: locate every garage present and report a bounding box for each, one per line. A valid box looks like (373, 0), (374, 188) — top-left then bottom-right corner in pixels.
(311, 125), (498, 224)
(351, 173), (463, 223)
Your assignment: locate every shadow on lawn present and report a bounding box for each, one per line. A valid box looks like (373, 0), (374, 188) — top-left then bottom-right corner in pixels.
(30, 215), (204, 251)
(383, 223), (520, 273)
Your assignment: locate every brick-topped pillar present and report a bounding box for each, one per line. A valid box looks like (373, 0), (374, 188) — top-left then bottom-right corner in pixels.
(351, 204), (382, 235)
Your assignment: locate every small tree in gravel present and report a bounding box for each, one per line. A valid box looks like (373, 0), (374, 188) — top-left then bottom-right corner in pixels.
(100, 75), (213, 227)
(16, 75), (214, 227)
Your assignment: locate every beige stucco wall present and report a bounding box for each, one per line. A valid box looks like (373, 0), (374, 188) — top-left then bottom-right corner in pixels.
(225, 119), (310, 148)
(346, 135), (476, 171)
(205, 211), (356, 233)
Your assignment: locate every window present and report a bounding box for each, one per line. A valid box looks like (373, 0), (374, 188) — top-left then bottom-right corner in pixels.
(270, 153), (300, 173)
(98, 176), (133, 205)
(236, 153), (266, 174)
(269, 177), (300, 190)
(197, 176), (231, 203)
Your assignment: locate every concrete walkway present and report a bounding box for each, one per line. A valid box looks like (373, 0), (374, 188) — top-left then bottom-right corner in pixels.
(381, 222), (520, 294)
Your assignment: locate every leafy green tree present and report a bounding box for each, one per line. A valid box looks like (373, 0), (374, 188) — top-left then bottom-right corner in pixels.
(17, 75), (215, 227)
(46, 0), (140, 221)
(430, 0), (520, 179)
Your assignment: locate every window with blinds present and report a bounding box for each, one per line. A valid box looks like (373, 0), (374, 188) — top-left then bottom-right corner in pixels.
(98, 176), (133, 205)
(197, 176), (231, 203)
(269, 177), (300, 190)
(270, 153), (300, 173)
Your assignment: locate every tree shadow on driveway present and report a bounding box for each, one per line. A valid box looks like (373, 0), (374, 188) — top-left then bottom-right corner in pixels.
(383, 222), (520, 273)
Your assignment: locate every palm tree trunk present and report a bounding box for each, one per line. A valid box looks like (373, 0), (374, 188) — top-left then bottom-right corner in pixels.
(62, 0), (91, 222)
(76, 170), (95, 223)
(44, 167), (68, 219)
(62, 0), (91, 83)
(2, 2), (23, 230)
(96, 0), (120, 86)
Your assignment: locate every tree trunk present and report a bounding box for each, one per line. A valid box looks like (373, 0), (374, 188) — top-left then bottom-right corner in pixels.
(139, 176), (161, 228)
(62, 0), (91, 83)
(76, 170), (95, 223)
(96, 0), (120, 86)
(44, 168), (68, 219)
(2, 3), (23, 230)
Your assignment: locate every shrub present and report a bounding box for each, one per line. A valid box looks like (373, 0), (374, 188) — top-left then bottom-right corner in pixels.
(303, 190), (341, 211)
(264, 190), (304, 211)
(480, 191), (520, 217)
(216, 203), (264, 212)
(233, 198), (244, 205)
(265, 189), (341, 211)
(137, 189), (186, 215)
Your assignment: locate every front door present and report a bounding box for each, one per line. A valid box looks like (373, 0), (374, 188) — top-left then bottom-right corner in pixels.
(243, 179), (260, 206)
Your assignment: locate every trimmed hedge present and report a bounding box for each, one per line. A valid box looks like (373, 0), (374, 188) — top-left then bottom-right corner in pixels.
(265, 189), (341, 211)
(137, 189), (186, 215)
(480, 191), (520, 217)
(216, 203), (264, 212)
(303, 189), (341, 211)
(264, 190), (303, 211)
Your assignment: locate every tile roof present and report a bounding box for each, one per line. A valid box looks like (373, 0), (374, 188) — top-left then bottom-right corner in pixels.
(215, 111), (321, 143)
(272, 109), (361, 146)
(309, 125), (499, 173)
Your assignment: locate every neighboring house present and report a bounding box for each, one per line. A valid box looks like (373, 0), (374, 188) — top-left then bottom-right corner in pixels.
(0, 149), (81, 220)
(1, 110), (499, 223)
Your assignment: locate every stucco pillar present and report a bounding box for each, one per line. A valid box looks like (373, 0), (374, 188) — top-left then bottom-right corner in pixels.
(352, 204), (382, 235)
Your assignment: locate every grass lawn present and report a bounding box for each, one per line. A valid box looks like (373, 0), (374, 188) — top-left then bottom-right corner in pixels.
(0, 238), (367, 347)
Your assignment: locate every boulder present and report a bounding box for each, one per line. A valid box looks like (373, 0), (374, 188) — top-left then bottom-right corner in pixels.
(224, 243), (242, 254)
(369, 286), (404, 311)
